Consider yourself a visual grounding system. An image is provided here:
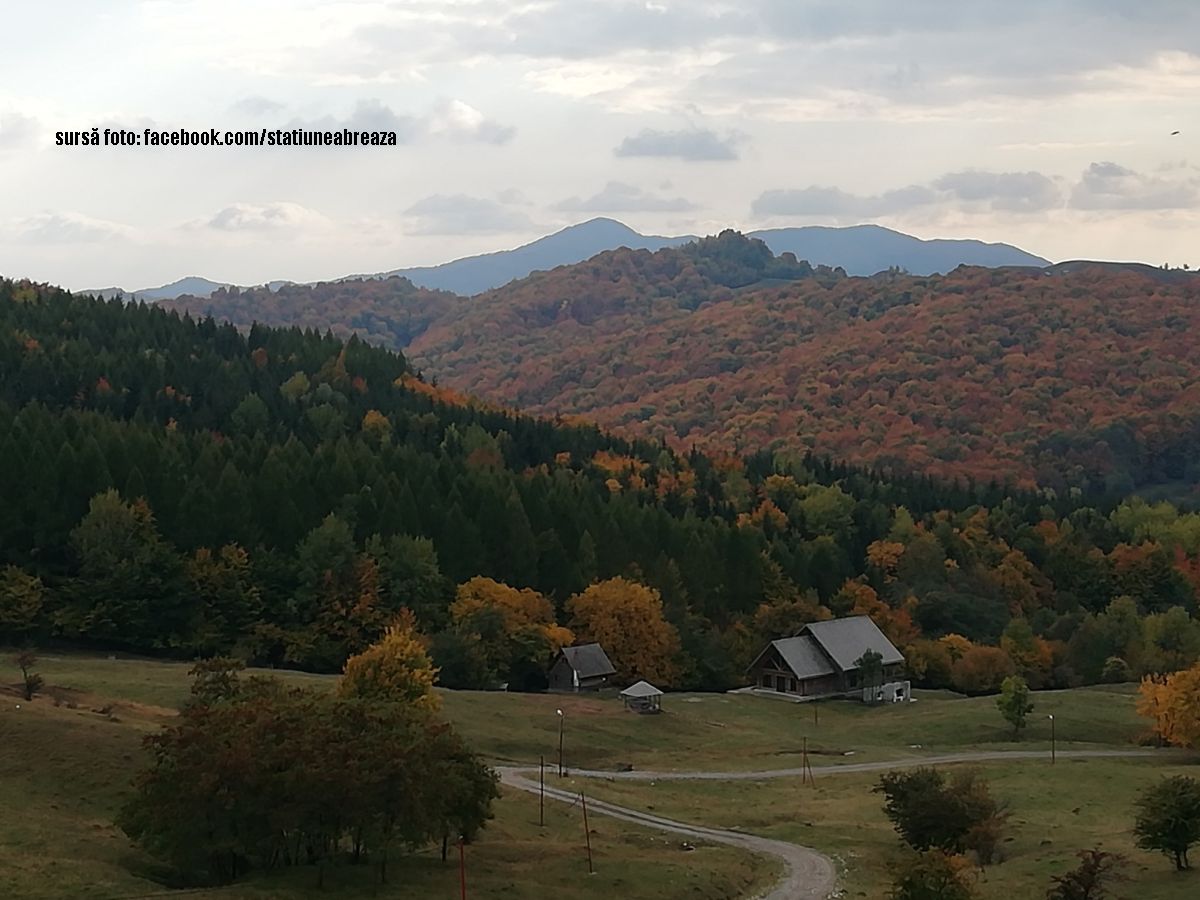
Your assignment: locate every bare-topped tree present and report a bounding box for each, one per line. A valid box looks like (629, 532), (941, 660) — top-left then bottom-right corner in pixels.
(15, 650), (43, 701)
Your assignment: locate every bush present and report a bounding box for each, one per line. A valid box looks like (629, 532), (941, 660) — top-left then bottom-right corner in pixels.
(1045, 848), (1126, 899)
(951, 646), (1015, 694)
(889, 849), (977, 900)
(875, 767), (1007, 862)
(1133, 775), (1200, 870)
(1101, 656), (1132, 684)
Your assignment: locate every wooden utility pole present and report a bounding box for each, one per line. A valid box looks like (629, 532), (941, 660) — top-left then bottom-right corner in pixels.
(458, 837), (467, 900)
(580, 792), (594, 874)
(813, 701), (818, 726)
(539, 756), (545, 826)
(802, 736), (815, 786)
(557, 709), (565, 777)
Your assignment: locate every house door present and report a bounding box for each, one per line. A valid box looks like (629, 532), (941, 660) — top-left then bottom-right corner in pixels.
(775, 674), (787, 692)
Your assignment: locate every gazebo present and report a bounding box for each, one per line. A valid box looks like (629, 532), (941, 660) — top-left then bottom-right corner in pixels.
(619, 680), (663, 714)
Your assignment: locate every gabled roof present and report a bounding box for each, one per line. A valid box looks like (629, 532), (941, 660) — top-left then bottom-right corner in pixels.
(802, 616), (904, 671)
(619, 680), (662, 698)
(559, 643), (616, 679)
(769, 634), (836, 680)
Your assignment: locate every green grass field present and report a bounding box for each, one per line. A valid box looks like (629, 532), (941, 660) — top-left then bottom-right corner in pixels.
(573, 757), (1200, 899)
(6, 652), (1192, 899)
(28, 653), (1151, 772)
(1, 654), (773, 900)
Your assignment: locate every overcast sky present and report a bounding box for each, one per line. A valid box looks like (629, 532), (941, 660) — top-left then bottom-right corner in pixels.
(2, 0), (1198, 290)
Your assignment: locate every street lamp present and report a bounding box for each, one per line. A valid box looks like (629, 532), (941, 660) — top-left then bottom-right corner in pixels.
(556, 709), (565, 777)
(1048, 713), (1055, 765)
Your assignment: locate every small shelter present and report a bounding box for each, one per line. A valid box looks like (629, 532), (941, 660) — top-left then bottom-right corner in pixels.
(548, 643), (616, 692)
(619, 680), (663, 714)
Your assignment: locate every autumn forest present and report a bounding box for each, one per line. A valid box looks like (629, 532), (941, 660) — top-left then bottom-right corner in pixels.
(4, 275), (1200, 698)
(162, 231), (1200, 502)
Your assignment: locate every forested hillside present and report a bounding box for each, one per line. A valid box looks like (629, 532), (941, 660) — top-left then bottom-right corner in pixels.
(163, 232), (1200, 498)
(5, 277), (1200, 694)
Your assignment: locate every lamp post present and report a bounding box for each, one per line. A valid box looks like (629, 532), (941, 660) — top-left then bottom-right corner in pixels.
(1048, 713), (1055, 765)
(556, 709), (565, 777)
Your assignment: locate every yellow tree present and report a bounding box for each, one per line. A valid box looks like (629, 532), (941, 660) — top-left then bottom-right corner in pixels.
(450, 576), (573, 651)
(567, 577), (681, 685)
(339, 610), (440, 711)
(449, 577), (573, 688)
(939, 634), (974, 662)
(1138, 665), (1200, 748)
(866, 540), (906, 583)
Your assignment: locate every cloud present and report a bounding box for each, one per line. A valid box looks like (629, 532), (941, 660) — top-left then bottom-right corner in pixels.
(289, 98), (514, 145)
(203, 202), (328, 232)
(614, 127), (741, 160)
(290, 99), (423, 142)
(752, 168), (1065, 218)
(554, 181), (697, 212)
(751, 185), (939, 218)
(427, 99), (515, 145)
(0, 111), (40, 149)
(1070, 161), (1200, 210)
(230, 96), (285, 116)
(403, 194), (536, 235)
(11, 212), (134, 243)
(932, 170), (1063, 212)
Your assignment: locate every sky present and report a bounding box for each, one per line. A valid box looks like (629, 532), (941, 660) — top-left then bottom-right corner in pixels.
(2, 0), (1198, 291)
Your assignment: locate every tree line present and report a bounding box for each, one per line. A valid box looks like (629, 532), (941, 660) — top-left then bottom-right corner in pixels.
(3, 278), (1200, 691)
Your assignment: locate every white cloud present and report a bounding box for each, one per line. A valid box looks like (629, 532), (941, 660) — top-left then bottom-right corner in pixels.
(230, 96), (285, 116)
(427, 99), (515, 145)
(753, 169), (1066, 218)
(202, 202), (329, 232)
(403, 194), (536, 235)
(0, 111), (40, 149)
(614, 126), (741, 160)
(554, 181), (697, 212)
(10, 211), (135, 243)
(1070, 161), (1200, 210)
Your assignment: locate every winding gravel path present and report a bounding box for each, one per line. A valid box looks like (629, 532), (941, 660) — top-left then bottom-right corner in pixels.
(544, 747), (1173, 782)
(498, 748), (1177, 900)
(498, 767), (837, 900)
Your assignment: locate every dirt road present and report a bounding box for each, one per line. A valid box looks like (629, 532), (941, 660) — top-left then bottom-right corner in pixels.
(498, 748), (1176, 899)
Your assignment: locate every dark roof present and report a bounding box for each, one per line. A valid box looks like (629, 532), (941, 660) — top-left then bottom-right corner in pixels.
(802, 616), (904, 671)
(768, 634), (836, 680)
(559, 643), (616, 678)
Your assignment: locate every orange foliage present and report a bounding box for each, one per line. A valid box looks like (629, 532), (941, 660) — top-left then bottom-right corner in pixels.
(567, 577), (680, 685)
(450, 576), (573, 653)
(951, 645), (1016, 694)
(866, 540), (905, 582)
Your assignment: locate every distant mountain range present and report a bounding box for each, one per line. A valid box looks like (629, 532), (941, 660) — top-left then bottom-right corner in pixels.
(156, 230), (1200, 496)
(86, 218), (1051, 300)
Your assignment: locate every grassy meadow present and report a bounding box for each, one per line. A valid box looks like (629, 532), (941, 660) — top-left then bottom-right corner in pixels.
(572, 757), (1200, 899)
(1, 653), (772, 900)
(4, 652), (1192, 900)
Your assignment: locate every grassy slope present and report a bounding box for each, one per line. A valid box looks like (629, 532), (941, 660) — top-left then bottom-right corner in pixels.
(577, 758), (1200, 899)
(31, 655), (1150, 771)
(0, 656), (772, 900)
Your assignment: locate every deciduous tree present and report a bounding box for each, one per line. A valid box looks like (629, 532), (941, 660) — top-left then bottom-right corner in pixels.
(996, 675), (1034, 739)
(567, 577), (681, 684)
(888, 850), (977, 900)
(1045, 848), (1126, 900)
(339, 611), (440, 710)
(1133, 775), (1200, 870)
